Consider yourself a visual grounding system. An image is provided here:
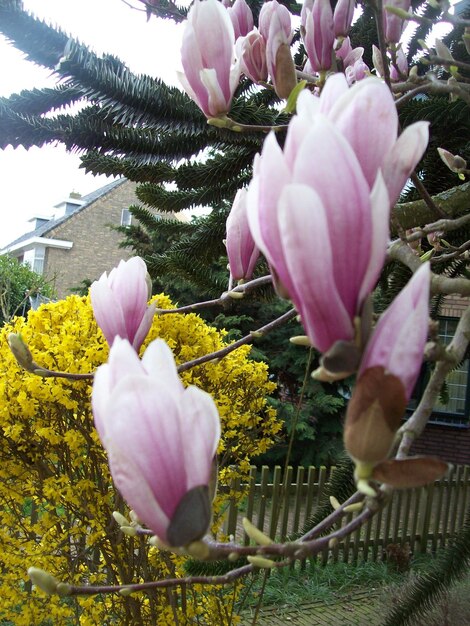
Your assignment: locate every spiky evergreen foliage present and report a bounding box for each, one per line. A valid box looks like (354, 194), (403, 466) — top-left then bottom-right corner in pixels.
(1, 0), (468, 292)
(382, 507), (470, 626)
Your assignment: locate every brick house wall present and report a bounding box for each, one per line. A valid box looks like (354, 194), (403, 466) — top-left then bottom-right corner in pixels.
(410, 423), (470, 465)
(440, 294), (469, 318)
(44, 180), (137, 298)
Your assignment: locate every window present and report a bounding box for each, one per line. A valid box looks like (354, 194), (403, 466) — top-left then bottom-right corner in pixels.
(121, 209), (132, 227)
(23, 247), (45, 275)
(409, 317), (470, 427)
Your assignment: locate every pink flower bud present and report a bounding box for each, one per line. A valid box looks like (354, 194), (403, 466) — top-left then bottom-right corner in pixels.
(227, 0), (254, 39)
(92, 338), (221, 546)
(371, 44), (384, 77)
(359, 263), (430, 400)
(90, 257), (155, 352)
(383, 0), (411, 44)
(302, 0), (335, 73)
(390, 48), (408, 81)
(333, 0), (355, 38)
(237, 29), (268, 83)
(438, 147), (467, 174)
(178, 0), (241, 118)
(246, 74), (429, 357)
(345, 58), (369, 84)
(226, 188), (260, 281)
(259, 0), (297, 98)
(344, 264), (430, 465)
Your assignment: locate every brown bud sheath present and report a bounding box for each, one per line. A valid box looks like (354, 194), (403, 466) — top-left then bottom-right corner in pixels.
(274, 43), (297, 99)
(344, 367), (407, 464)
(371, 456), (449, 488)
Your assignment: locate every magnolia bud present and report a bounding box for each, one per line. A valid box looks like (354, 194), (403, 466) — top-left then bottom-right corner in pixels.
(8, 333), (38, 373)
(438, 148), (467, 175)
(434, 38), (453, 61)
(28, 567), (59, 595)
(112, 511), (130, 527)
(247, 555), (277, 568)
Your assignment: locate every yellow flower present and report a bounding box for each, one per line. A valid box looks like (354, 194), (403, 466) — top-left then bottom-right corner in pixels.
(0, 293), (279, 624)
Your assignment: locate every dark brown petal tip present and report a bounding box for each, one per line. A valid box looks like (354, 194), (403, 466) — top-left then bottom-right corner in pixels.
(167, 485), (211, 548)
(321, 340), (361, 375)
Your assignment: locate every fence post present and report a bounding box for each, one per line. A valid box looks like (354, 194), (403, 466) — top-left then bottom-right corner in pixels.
(225, 474), (241, 539)
(417, 483), (435, 554)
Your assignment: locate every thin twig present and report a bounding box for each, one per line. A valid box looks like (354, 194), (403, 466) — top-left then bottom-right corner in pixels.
(372, 0), (392, 89)
(177, 308), (297, 373)
(430, 239), (470, 264)
(155, 276), (273, 315)
(405, 213), (470, 241)
(429, 56), (470, 73)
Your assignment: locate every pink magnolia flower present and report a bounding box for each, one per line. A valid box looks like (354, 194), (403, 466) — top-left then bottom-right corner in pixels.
(344, 264), (430, 466)
(258, 0), (296, 98)
(246, 89), (390, 354)
(301, 0), (335, 73)
(226, 188), (260, 282)
(90, 257), (155, 352)
(178, 0), (241, 118)
(236, 29), (268, 83)
(92, 337), (221, 546)
(227, 0), (254, 39)
(247, 76), (428, 356)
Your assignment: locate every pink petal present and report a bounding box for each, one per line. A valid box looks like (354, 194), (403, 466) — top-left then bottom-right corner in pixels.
(360, 263), (430, 398)
(179, 386), (221, 489)
(292, 117), (372, 317)
(106, 376), (188, 520)
(381, 121), (430, 206)
(328, 78), (398, 188)
(278, 184), (354, 351)
(358, 172), (390, 305)
(142, 338), (184, 394)
(107, 441), (170, 541)
(90, 276), (128, 345)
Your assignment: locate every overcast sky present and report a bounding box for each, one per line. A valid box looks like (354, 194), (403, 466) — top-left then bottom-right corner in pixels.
(0, 0), (185, 247)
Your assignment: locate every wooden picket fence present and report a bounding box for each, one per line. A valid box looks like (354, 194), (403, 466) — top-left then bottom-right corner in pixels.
(221, 464), (470, 563)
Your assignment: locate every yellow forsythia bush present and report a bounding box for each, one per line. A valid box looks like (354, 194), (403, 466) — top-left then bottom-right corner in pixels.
(0, 293), (280, 625)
